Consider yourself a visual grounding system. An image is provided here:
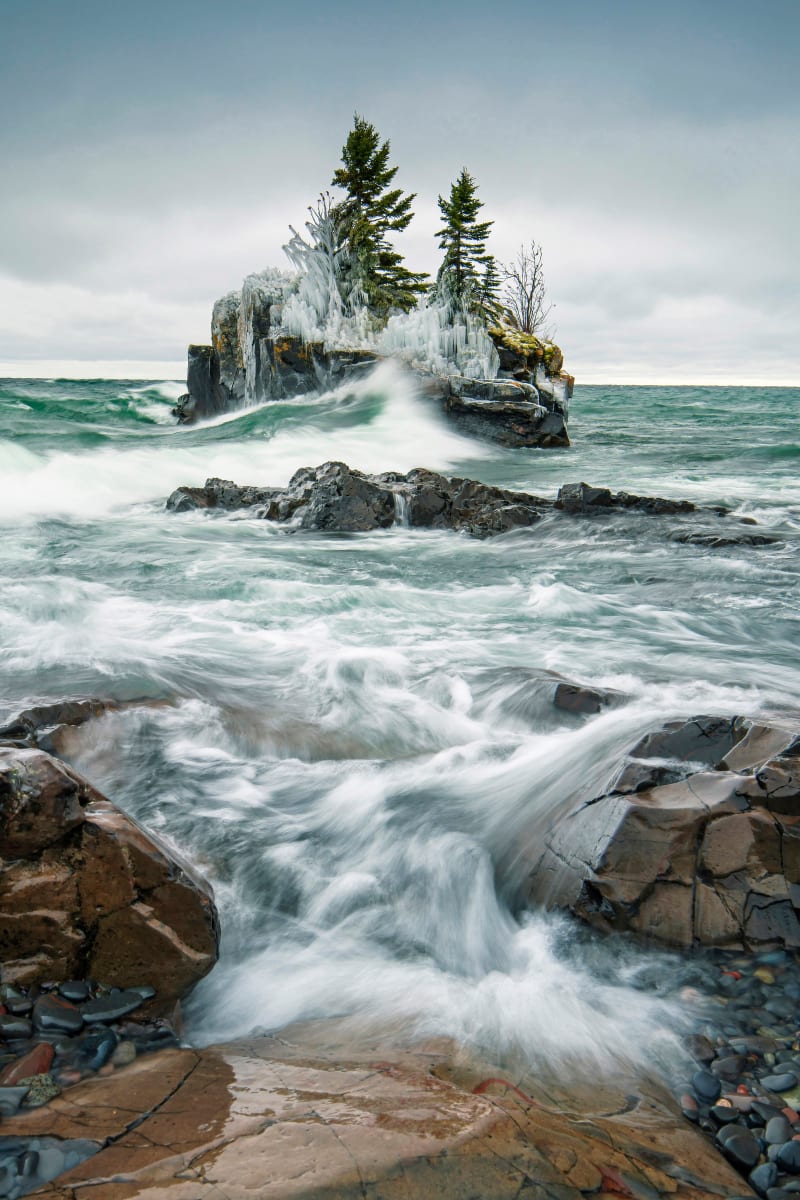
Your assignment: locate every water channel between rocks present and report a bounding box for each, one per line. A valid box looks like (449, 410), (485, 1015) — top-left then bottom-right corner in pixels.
(1, 371), (798, 1075)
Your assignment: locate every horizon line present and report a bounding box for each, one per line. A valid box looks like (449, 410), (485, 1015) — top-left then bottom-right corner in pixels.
(1, 361), (798, 389)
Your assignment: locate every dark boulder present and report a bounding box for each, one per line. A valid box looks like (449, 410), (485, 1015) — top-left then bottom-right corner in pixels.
(556, 481), (696, 515)
(173, 345), (233, 424)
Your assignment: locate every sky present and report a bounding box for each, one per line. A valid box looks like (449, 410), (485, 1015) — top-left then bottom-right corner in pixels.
(1, 0), (798, 383)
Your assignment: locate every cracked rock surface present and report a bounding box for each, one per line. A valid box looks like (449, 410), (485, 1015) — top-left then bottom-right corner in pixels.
(525, 714), (800, 949)
(7, 1023), (749, 1199)
(0, 744), (219, 1002)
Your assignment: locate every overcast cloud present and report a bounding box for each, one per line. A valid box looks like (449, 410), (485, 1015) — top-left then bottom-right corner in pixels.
(1, 0), (797, 382)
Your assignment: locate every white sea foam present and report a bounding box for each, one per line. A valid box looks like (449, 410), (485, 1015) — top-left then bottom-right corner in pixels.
(0, 362), (484, 521)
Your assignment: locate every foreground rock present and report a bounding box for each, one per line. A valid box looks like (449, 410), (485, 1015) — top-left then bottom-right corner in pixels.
(525, 714), (800, 950)
(4, 1023), (748, 1200)
(0, 745), (218, 1002)
(167, 461), (745, 539)
(174, 272), (573, 447)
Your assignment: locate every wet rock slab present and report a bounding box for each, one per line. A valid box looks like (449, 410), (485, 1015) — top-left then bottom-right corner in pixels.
(8, 1025), (749, 1200)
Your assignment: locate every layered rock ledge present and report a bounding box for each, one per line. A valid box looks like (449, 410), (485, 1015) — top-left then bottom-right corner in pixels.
(525, 713), (800, 950)
(5, 1023), (748, 1200)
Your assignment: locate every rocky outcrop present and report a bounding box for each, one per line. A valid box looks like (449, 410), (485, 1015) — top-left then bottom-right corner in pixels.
(3, 1024), (749, 1200)
(445, 379), (570, 448)
(0, 745), (219, 1002)
(556, 480), (698, 515)
(525, 714), (800, 950)
(167, 461), (550, 537)
(175, 272), (573, 447)
(164, 461), (777, 544)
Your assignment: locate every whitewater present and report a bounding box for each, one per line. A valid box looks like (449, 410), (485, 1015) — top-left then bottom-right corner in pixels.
(1, 371), (798, 1075)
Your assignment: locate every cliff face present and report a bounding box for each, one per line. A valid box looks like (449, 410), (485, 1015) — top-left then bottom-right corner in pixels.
(175, 273), (574, 449)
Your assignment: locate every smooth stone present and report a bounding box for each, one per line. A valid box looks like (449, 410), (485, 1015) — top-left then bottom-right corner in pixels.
(722, 1129), (762, 1169)
(717, 1122), (745, 1145)
(777, 1142), (800, 1173)
(58, 980), (91, 1002)
(694, 1068), (722, 1102)
(18, 1071), (60, 1107)
(76, 1027), (118, 1071)
(0, 1015), (32, 1038)
(0, 1041), (54, 1085)
(713, 1103), (745, 1124)
(0, 1085), (31, 1115)
(767, 1116), (795, 1144)
(111, 1040), (136, 1067)
(714, 1055), (747, 1081)
(754, 1102), (786, 1123)
(33, 995), (84, 1035)
(764, 1073), (800, 1093)
(81, 990), (144, 1024)
(751, 1162), (780, 1196)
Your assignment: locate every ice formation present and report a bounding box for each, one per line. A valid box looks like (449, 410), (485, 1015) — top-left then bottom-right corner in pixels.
(275, 195), (499, 380)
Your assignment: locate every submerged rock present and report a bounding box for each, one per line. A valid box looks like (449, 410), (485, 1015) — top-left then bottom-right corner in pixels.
(524, 714), (800, 950)
(0, 745), (219, 1001)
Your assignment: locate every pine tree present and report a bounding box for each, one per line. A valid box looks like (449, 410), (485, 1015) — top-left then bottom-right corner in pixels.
(435, 169), (494, 310)
(332, 114), (428, 314)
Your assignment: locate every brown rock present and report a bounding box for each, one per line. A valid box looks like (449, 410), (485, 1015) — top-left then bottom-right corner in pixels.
(0, 747), (85, 856)
(525, 716), (800, 950)
(9, 1025), (749, 1200)
(0, 1041), (54, 1085)
(0, 745), (218, 1004)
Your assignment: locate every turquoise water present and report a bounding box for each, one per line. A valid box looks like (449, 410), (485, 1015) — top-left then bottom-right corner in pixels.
(1, 370), (798, 1068)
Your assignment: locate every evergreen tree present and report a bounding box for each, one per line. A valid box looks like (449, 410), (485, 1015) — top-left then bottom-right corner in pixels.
(435, 169), (494, 309)
(332, 114), (428, 314)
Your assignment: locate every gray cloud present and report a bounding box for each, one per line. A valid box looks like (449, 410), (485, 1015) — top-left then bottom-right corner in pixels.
(1, 0), (797, 381)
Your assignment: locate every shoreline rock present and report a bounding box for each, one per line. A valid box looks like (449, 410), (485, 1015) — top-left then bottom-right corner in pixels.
(524, 714), (800, 951)
(0, 1022), (749, 1200)
(0, 744), (219, 1003)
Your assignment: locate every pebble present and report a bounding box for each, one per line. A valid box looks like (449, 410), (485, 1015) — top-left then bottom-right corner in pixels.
(16, 1072), (61, 1108)
(751, 1162), (779, 1196)
(0, 1042), (54, 1086)
(58, 980), (91, 1003)
(721, 1129), (761, 1169)
(76, 1027), (118, 1071)
(777, 1142), (800, 1174)
(33, 995), (84, 1035)
(693, 1068), (722, 1102)
(111, 1040), (137, 1067)
(712, 1103), (743, 1124)
(763, 1073), (800, 1094)
(81, 990), (146, 1024)
(766, 1116), (794, 1144)
(0, 1086), (31, 1116)
(0, 1014), (33, 1038)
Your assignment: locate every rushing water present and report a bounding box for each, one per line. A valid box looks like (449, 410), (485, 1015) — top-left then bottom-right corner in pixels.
(1, 370), (799, 1072)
